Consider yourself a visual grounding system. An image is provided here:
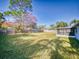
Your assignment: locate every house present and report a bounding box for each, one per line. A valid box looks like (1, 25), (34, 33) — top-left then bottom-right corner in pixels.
(56, 23), (79, 39)
(1, 21), (15, 34)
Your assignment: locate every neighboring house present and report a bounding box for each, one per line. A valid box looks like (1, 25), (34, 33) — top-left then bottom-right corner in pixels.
(2, 21), (14, 27)
(1, 21), (15, 34)
(56, 23), (79, 39)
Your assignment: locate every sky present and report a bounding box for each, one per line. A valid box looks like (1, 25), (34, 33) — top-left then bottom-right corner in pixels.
(0, 0), (79, 26)
(0, 0), (9, 12)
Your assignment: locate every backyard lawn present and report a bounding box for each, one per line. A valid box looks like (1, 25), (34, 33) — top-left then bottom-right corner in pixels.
(0, 32), (79, 59)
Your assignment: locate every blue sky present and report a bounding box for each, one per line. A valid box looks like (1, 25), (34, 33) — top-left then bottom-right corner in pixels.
(32, 0), (79, 26)
(0, 0), (9, 12)
(0, 0), (79, 26)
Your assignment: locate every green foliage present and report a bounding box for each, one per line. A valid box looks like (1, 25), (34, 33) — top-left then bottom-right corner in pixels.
(56, 21), (68, 27)
(0, 12), (3, 19)
(4, 0), (32, 16)
(3, 0), (33, 33)
(0, 12), (5, 28)
(4, 0), (33, 33)
(0, 12), (4, 21)
(70, 19), (79, 25)
(9, 0), (32, 12)
(4, 11), (11, 16)
(49, 24), (56, 30)
(4, 10), (22, 16)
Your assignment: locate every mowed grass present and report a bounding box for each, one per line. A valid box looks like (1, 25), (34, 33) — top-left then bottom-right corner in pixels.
(0, 32), (79, 59)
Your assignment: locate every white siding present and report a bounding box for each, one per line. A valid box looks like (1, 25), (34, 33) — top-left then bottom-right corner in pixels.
(75, 27), (79, 40)
(56, 34), (75, 38)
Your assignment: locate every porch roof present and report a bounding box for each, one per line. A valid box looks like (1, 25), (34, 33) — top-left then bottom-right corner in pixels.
(57, 23), (79, 29)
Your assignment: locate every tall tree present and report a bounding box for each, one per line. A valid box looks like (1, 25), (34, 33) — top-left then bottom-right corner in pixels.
(4, 0), (37, 32)
(14, 13), (37, 32)
(56, 21), (68, 27)
(9, 0), (32, 12)
(70, 19), (79, 25)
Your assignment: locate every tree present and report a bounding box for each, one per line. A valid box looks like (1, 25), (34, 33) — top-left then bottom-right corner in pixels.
(9, 0), (32, 12)
(70, 19), (79, 25)
(14, 13), (37, 32)
(4, 0), (32, 17)
(0, 12), (5, 21)
(37, 25), (46, 32)
(4, 0), (36, 32)
(49, 24), (56, 30)
(56, 21), (68, 27)
(0, 12), (5, 28)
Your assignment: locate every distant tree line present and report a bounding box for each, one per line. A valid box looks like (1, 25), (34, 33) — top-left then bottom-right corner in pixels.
(49, 19), (79, 30)
(38, 19), (79, 30)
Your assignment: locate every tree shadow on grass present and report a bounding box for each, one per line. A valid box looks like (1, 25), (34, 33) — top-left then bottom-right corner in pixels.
(0, 34), (50, 59)
(0, 34), (64, 59)
(69, 38), (79, 50)
(31, 37), (79, 59)
(1, 33), (79, 59)
(41, 37), (79, 59)
(36, 38), (64, 59)
(0, 38), (38, 59)
(54, 37), (79, 59)
(68, 37), (79, 58)
(49, 38), (64, 59)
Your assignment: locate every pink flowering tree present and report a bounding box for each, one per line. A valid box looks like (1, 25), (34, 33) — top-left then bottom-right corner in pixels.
(4, 0), (37, 32)
(14, 12), (37, 32)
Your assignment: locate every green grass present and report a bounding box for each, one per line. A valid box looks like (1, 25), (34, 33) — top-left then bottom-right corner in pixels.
(0, 32), (79, 59)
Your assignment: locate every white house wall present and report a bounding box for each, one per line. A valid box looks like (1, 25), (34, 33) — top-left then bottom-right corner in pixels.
(75, 27), (79, 40)
(56, 34), (75, 38)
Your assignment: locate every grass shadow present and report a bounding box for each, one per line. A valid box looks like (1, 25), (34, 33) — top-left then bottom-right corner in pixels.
(1, 33), (79, 59)
(0, 34), (50, 59)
